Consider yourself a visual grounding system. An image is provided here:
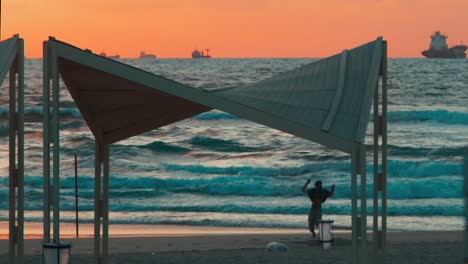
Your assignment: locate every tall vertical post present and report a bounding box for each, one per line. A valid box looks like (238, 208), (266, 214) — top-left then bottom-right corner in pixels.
(75, 154), (79, 238)
(381, 40), (388, 249)
(351, 143), (368, 264)
(373, 65), (379, 247)
(372, 40), (388, 259)
(94, 143), (110, 264)
(16, 37), (25, 264)
(102, 144), (110, 264)
(359, 144), (368, 264)
(51, 41), (61, 243)
(464, 148), (468, 264)
(43, 41), (51, 243)
(94, 143), (102, 264)
(8, 51), (17, 264)
(7, 36), (25, 264)
(43, 38), (61, 243)
(351, 146), (358, 264)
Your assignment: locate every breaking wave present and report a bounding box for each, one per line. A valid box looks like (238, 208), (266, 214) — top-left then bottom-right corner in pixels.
(138, 141), (191, 153)
(0, 106), (82, 121)
(188, 136), (271, 152)
(387, 110), (468, 125)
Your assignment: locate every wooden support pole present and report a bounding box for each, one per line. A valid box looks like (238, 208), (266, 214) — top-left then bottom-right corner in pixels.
(351, 143), (369, 264)
(51, 42), (60, 243)
(7, 37), (25, 264)
(381, 41), (388, 249)
(373, 71), (380, 253)
(351, 146), (358, 264)
(8, 58), (17, 264)
(102, 144), (110, 264)
(464, 148), (468, 263)
(75, 154), (79, 238)
(17, 37), (25, 264)
(371, 40), (388, 263)
(42, 41), (51, 243)
(359, 144), (368, 264)
(94, 143), (102, 264)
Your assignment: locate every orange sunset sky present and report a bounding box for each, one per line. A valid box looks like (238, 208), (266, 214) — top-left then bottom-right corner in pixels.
(1, 0), (467, 58)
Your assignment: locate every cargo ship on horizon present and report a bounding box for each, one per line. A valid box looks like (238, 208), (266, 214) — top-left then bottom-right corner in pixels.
(421, 31), (467, 58)
(192, 48), (211, 59)
(139, 51), (157, 59)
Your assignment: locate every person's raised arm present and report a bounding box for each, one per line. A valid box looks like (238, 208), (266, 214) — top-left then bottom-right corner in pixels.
(329, 184), (336, 197)
(302, 179), (311, 192)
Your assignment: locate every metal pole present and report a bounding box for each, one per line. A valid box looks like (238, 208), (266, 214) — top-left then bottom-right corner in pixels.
(464, 148), (468, 264)
(351, 145), (358, 264)
(75, 154), (79, 238)
(94, 143), (102, 264)
(373, 70), (379, 253)
(17, 37), (25, 264)
(42, 41), (51, 243)
(8, 56), (17, 264)
(360, 144), (368, 264)
(381, 40), (388, 250)
(51, 43), (60, 243)
(102, 144), (110, 264)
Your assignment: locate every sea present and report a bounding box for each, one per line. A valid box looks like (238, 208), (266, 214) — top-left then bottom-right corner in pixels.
(0, 58), (467, 231)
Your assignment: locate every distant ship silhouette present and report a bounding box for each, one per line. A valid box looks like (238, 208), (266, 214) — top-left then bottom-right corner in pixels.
(421, 31), (467, 58)
(192, 48), (211, 59)
(139, 51), (157, 59)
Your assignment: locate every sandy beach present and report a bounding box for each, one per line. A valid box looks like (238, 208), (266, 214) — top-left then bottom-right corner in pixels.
(0, 222), (464, 263)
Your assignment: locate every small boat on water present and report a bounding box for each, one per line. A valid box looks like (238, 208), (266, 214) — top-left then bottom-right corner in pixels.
(192, 48), (211, 59)
(139, 51), (157, 59)
(99, 52), (121, 59)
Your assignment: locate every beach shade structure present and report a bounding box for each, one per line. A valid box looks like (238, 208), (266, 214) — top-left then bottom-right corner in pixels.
(0, 34), (25, 264)
(42, 36), (387, 264)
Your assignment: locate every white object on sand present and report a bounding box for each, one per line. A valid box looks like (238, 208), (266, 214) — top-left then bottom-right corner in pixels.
(265, 242), (288, 252)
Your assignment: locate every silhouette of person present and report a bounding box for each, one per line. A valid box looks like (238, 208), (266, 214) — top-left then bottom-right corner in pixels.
(302, 180), (335, 237)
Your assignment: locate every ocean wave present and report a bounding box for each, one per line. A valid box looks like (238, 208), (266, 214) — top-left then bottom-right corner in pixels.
(165, 160), (462, 178)
(60, 120), (86, 130)
(62, 139), (192, 156)
(387, 110), (468, 125)
(0, 184), (463, 216)
(103, 199), (465, 216)
(138, 141), (191, 153)
(2, 168), (462, 201)
(387, 160), (463, 178)
(165, 162), (350, 176)
(188, 136), (271, 152)
(193, 111), (238, 120)
(0, 106), (82, 121)
(387, 145), (465, 158)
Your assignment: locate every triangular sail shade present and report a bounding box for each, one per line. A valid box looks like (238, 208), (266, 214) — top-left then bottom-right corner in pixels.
(0, 35), (20, 82)
(52, 37), (383, 153)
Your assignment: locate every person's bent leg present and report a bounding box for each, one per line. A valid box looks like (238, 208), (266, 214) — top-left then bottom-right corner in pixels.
(311, 208), (322, 238)
(308, 207), (316, 237)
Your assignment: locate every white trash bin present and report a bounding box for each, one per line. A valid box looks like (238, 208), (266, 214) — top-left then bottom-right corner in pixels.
(318, 219), (334, 249)
(43, 243), (71, 264)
